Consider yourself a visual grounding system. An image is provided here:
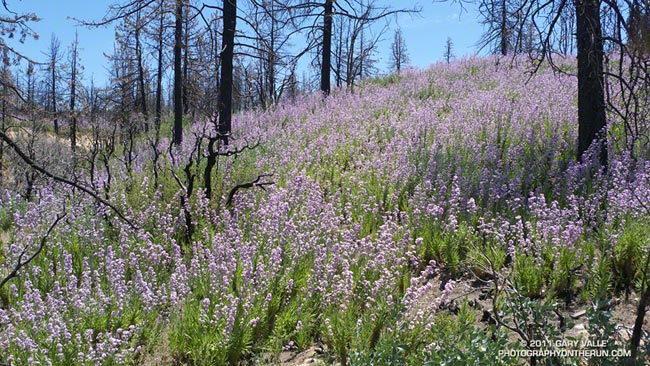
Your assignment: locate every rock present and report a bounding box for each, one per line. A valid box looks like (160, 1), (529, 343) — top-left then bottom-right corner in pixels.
(570, 309), (586, 319)
(565, 323), (589, 340)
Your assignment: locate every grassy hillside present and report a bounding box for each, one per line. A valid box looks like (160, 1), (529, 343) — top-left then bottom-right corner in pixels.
(0, 57), (648, 365)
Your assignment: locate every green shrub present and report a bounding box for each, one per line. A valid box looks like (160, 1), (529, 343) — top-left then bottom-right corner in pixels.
(611, 219), (650, 297)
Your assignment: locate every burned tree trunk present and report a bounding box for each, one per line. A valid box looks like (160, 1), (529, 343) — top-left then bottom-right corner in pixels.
(575, 0), (607, 167)
(500, 0), (507, 55)
(173, 0), (183, 145)
(218, 0), (236, 145)
(69, 33), (79, 152)
(155, 2), (164, 132)
(135, 10), (148, 130)
(320, 0), (333, 95)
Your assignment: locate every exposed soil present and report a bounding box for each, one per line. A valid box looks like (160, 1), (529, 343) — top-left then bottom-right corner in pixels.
(140, 326), (174, 366)
(417, 269), (649, 356)
(273, 345), (331, 366)
(124, 268), (650, 366)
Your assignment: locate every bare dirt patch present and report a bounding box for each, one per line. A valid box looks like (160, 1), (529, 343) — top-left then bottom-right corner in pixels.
(413, 270), (649, 353)
(140, 326), (174, 366)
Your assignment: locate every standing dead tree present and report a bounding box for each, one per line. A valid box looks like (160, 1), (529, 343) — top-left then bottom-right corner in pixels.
(218, 0), (236, 145)
(43, 34), (62, 135)
(67, 32), (81, 152)
(476, 0), (573, 56)
(340, 2), (386, 88)
(173, 0), (183, 144)
(242, 0), (296, 108)
(602, 0), (650, 161)
(574, 0), (607, 166)
(284, 0), (418, 95)
(444, 36), (454, 63)
(390, 27), (409, 73)
(460, 0), (607, 165)
(78, 0), (171, 142)
(458, 0), (650, 362)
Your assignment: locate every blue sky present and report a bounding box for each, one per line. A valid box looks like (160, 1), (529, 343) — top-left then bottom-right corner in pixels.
(383, 1), (484, 68)
(6, 0), (484, 86)
(7, 0), (117, 83)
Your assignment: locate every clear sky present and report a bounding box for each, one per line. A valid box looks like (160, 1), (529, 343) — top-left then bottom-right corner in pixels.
(6, 0), (117, 84)
(382, 1), (484, 69)
(5, 0), (485, 86)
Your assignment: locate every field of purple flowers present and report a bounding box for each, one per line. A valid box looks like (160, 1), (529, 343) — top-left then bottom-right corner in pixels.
(1, 57), (649, 365)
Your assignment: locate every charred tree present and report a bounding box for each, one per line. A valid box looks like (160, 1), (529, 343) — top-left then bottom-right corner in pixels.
(499, 0), (507, 55)
(45, 34), (62, 135)
(218, 0), (236, 145)
(444, 36), (454, 63)
(173, 0), (183, 145)
(390, 27), (409, 73)
(134, 9), (149, 128)
(68, 32), (80, 152)
(183, 10), (190, 116)
(154, 3), (164, 133)
(320, 0), (333, 95)
(575, 0), (606, 167)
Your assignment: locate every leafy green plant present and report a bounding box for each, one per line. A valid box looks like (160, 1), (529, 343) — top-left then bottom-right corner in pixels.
(497, 291), (571, 365)
(0, 205), (13, 231)
(350, 302), (517, 366)
(416, 222), (475, 276)
(583, 256), (613, 301)
(169, 300), (230, 366)
(467, 239), (507, 280)
(512, 255), (546, 298)
(551, 246), (585, 303)
(611, 220), (650, 298)
(584, 299), (624, 366)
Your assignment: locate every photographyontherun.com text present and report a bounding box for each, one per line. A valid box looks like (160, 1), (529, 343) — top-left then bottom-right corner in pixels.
(498, 340), (631, 359)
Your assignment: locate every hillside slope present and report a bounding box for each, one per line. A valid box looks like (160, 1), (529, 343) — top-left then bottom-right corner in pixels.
(0, 57), (648, 366)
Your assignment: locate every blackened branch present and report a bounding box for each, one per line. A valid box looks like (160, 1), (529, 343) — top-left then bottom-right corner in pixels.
(0, 213), (65, 290)
(226, 173), (274, 207)
(0, 131), (137, 229)
(205, 138), (261, 159)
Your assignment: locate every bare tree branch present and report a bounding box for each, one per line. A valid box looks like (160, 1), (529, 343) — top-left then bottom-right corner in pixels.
(0, 213), (65, 290)
(226, 173), (274, 206)
(0, 131), (137, 228)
